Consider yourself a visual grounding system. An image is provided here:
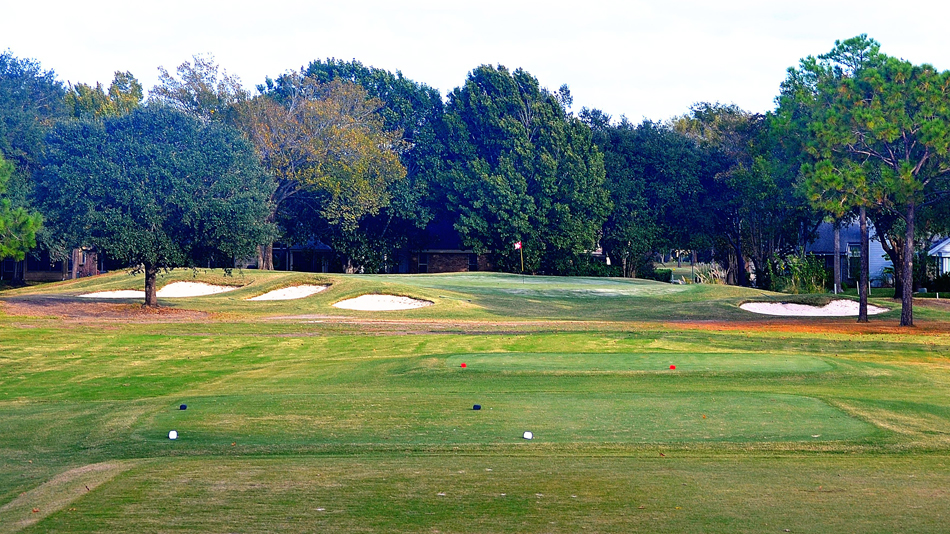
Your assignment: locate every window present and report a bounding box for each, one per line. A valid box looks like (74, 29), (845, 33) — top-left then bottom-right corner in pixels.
(418, 253), (428, 274)
(847, 244), (861, 280)
(468, 254), (478, 271)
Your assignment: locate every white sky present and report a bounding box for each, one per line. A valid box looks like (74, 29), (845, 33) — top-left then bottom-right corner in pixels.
(5, 0), (950, 123)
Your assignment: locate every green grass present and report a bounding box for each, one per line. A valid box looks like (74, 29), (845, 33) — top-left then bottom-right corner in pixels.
(2, 271), (950, 532)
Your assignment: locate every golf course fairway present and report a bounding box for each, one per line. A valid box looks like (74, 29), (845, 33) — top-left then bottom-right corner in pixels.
(2, 270), (949, 533)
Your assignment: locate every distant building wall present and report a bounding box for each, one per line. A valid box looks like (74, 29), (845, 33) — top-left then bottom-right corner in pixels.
(805, 221), (893, 286)
(411, 251), (491, 274)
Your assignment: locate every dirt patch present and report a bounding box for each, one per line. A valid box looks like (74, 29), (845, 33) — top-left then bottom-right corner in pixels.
(0, 296), (210, 322)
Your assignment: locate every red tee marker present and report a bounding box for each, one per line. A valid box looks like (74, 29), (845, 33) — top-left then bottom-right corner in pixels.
(670, 365), (676, 370)
(461, 363), (467, 368)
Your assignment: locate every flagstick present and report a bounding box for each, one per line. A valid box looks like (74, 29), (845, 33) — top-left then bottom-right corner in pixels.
(520, 246), (524, 284)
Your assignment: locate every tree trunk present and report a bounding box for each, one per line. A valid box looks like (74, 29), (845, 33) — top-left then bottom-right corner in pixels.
(833, 222), (841, 294)
(144, 263), (159, 308)
(71, 249), (79, 280)
(257, 243), (274, 270)
(734, 243), (747, 287)
(900, 203), (915, 327)
(858, 207), (869, 323)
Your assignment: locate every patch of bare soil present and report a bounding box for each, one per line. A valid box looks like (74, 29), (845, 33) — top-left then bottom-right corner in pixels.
(0, 296), (210, 322)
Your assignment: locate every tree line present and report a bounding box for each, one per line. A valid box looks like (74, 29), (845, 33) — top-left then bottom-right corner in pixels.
(0, 36), (948, 324)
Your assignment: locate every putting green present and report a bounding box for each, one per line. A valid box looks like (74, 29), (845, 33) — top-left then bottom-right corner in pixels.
(359, 272), (693, 296)
(143, 391), (872, 446)
(445, 352), (832, 373)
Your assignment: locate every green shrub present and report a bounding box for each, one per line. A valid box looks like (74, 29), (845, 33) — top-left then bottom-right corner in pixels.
(772, 255), (829, 294)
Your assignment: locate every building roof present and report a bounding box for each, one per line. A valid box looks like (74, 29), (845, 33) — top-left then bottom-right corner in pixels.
(929, 237), (950, 256)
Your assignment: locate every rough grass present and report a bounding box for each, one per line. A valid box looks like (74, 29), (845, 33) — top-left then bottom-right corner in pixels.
(1, 272), (950, 532)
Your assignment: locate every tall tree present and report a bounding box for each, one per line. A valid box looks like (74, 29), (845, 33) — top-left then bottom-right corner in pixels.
(583, 112), (703, 277)
(288, 59), (446, 269)
(675, 104), (817, 288)
(236, 76), (406, 271)
(0, 154), (42, 268)
(36, 106), (276, 306)
(440, 65), (609, 273)
(781, 35), (950, 326)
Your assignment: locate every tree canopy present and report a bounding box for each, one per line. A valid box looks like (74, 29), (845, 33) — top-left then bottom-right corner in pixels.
(64, 71), (143, 119)
(780, 35), (950, 326)
(440, 65), (610, 273)
(237, 75), (407, 271)
(149, 54), (248, 122)
(36, 106), (276, 305)
(0, 50), (66, 179)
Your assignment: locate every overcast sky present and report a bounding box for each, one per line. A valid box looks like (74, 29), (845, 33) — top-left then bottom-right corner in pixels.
(6, 1), (950, 123)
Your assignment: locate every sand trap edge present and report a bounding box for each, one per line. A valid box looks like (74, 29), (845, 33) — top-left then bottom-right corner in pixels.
(79, 282), (240, 299)
(247, 285), (328, 301)
(740, 299), (889, 317)
(332, 294), (433, 311)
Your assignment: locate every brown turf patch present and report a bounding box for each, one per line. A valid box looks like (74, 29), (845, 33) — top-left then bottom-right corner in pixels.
(0, 297), (210, 322)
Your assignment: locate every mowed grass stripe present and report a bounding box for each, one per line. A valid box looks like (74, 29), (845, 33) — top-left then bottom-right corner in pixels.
(444, 352), (833, 373)
(139, 392), (873, 445)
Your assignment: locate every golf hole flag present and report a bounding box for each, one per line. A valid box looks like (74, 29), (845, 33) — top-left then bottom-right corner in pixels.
(514, 241), (524, 272)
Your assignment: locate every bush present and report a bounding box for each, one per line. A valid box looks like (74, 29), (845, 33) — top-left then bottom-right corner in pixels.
(931, 273), (950, 293)
(649, 268), (673, 282)
(546, 254), (622, 277)
(693, 262), (727, 284)
(772, 255), (829, 294)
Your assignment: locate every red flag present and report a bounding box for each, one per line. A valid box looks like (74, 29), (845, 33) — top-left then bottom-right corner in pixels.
(514, 241), (522, 250)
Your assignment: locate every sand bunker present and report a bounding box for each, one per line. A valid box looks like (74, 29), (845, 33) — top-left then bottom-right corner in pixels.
(80, 282), (238, 299)
(247, 285), (327, 301)
(332, 294), (432, 311)
(740, 300), (888, 317)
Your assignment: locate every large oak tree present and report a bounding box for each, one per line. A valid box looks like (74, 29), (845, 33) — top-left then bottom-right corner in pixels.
(36, 106), (276, 306)
(440, 65), (609, 273)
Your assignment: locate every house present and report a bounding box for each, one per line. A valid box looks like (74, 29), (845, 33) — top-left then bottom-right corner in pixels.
(270, 240), (335, 273)
(409, 218), (492, 274)
(0, 247), (99, 282)
(805, 221), (893, 287)
(929, 237), (950, 276)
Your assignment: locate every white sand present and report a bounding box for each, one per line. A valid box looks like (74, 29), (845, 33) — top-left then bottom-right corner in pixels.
(740, 300), (888, 316)
(332, 294), (432, 311)
(79, 290), (145, 299)
(247, 285), (327, 301)
(80, 282), (238, 299)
